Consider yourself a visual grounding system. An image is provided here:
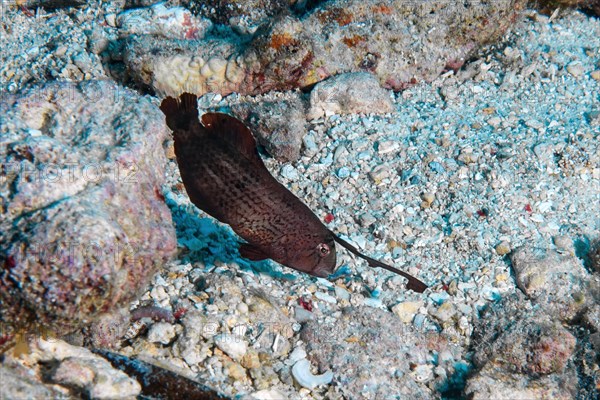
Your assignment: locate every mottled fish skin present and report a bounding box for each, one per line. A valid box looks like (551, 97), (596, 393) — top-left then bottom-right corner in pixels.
(161, 95), (336, 277)
(160, 93), (427, 292)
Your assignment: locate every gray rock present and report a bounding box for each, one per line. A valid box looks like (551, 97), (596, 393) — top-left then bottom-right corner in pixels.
(119, 0), (528, 97)
(147, 322), (178, 345)
(28, 338), (142, 399)
(468, 296), (579, 400)
(307, 72), (394, 119)
(230, 94), (308, 162)
(301, 307), (463, 399)
(52, 357), (141, 399)
(510, 246), (592, 322)
(85, 308), (132, 349)
(184, 0), (289, 35)
(473, 306), (576, 375)
(0, 363), (66, 400)
(0, 81), (176, 351)
(117, 3), (213, 40)
(465, 368), (578, 400)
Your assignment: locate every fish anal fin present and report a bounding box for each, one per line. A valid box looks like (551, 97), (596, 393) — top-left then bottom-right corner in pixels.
(239, 243), (270, 261)
(201, 113), (265, 167)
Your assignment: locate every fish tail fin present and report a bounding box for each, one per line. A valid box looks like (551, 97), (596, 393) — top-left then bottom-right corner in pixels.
(159, 93), (199, 132)
(333, 234), (428, 293)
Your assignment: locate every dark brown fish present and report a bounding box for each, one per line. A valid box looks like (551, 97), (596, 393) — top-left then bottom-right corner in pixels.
(160, 93), (427, 292)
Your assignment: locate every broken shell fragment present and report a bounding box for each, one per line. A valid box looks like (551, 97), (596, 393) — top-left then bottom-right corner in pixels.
(291, 359), (334, 389)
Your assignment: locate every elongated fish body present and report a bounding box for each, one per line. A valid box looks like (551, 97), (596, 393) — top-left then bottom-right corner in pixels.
(160, 93), (427, 292)
(161, 94), (336, 277)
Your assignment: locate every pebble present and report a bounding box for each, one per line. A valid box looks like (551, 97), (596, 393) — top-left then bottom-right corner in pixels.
(334, 286), (351, 301)
(457, 303), (473, 315)
(552, 235), (574, 255)
(316, 278), (334, 288)
(525, 119), (544, 130)
(420, 192), (436, 204)
(147, 322), (178, 345)
(315, 291), (337, 304)
(430, 302), (457, 323)
(286, 347), (307, 365)
(214, 334), (248, 361)
(429, 292), (450, 305)
(240, 350), (261, 369)
(359, 212), (376, 228)
(302, 133), (318, 154)
(487, 116), (502, 127)
(225, 362), (247, 381)
(337, 166), (350, 179)
(481, 286), (501, 302)
(369, 165), (390, 183)
(428, 161), (445, 174)
(281, 165), (299, 180)
(391, 301), (424, 323)
(495, 241), (511, 256)
(252, 389), (287, 399)
(363, 298), (384, 308)
(294, 306), (315, 323)
(591, 70), (600, 81)
(411, 364), (433, 382)
(566, 61), (584, 78)
(413, 314), (426, 328)
(377, 140), (400, 154)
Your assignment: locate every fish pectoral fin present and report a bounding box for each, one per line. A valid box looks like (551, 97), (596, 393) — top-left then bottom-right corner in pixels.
(239, 243), (270, 261)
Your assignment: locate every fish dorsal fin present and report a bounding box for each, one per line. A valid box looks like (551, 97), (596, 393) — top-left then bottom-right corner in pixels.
(160, 93), (199, 132)
(332, 233), (428, 293)
(201, 112), (266, 167)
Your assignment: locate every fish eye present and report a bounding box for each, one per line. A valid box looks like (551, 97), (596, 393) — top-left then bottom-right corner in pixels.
(317, 243), (330, 257)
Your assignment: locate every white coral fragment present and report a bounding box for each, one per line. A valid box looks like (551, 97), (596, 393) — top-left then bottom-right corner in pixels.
(291, 359), (334, 389)
(117, 3), (212, 40)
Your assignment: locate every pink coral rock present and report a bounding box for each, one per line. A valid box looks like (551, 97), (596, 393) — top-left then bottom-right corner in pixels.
(0, 80), (176, 352)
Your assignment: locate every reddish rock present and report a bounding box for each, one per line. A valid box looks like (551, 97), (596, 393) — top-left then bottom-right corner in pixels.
(0, 80), (176, 352)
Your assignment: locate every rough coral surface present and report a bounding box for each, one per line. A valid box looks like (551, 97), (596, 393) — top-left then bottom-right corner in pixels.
(241, 0), (527, 93)
(119, 0), (527, 97)
(467, 298), (579, 399)
(0, 80), (176, 352)
(184, 0), (290, 34)
(307, 72), (394, 119)
(510, 245), (593, 322)
(229, 92), (308, 161)
(300, 307), (463, 399)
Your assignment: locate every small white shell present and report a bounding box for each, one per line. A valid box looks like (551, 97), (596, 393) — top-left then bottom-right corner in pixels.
(411, 364), (433, 382)
(291, 359), (334, 389)
(214, 334), (248, 360)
